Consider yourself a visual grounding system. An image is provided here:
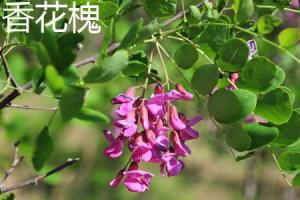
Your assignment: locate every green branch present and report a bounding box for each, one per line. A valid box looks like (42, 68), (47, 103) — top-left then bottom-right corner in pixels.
(256, 4), (300, 14)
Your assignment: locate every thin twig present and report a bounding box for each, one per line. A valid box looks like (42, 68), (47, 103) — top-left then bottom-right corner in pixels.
(74, 43), (120, 68)
(0, 47), (19, 89)
(268, 146), (293, 186)
(0, 42), (119, 110)
(0, 141), (24, 186)
(181, 0), (187, 23)
(0, 158), (80, 194)
(7, 104), (59, 112)
(221, 5), (300, 14)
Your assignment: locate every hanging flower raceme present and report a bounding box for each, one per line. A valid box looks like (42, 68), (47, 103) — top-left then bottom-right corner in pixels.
(103, 84), (202, 192)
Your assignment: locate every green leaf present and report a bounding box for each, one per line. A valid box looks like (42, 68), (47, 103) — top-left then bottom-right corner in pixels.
(45, 65), (65, 95)
(123, 60), (147, 76)
(174, 43), (199, 69)
(292, 173), (300, 186)
(216, 0), (227, 12)
(278, 151), (300, 172)
(273, 109), (300, 147)
(207, 89), (240, 123)
(238, 56), (277, 93)
(61, 65), (81, 86)
(208, 89), (256, 124)
(99, 1), (119, 19)
(197, 19), (230, 53)
(236, 151), (255, 161)
(216, 38), (249, 72)
(191, 64), (219, 95)
(143, 0), (176, 18)
(233, 0), (254, 23)
(32, 127), (53, 171)
(57, 32), (84, 50)
(84, 50), (129, 83)
(204, 1), (219, 18)
(265, 66), (285, 93)
(257, 15), (282, 35)
(137, 19), (162, 41)
(31, 42), (51, 67)
(41, 29), (59, 64)
(100, 19), (113, 59)
(120, 18), (143, 49)
(246, 123), (279, 149)
(271, 0), (292, 9)
(232, 89), (257, 120)
(59, 86), (86, 121)
(120, 3), (142, 16)
(188, 5), (203, 25)
(75, 108), (110, 124)
(0, 193), (15, 200)
(281, 86), (296, 105)
(278, 28), (300, 47)
(224, 123), (252, 152)
(56, 48), (76, 73)
(254, 87), (293, 125)
(130, 50), (148, 64)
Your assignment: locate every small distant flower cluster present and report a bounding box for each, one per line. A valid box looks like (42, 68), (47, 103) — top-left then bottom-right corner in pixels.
(103, 84), (202, 192)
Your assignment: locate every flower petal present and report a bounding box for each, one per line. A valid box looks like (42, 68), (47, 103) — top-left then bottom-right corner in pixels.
(169, 106), (186, 130)
(180, 127), (200, 141)
(103, 141), (124, 158)
(124, 170), (153, 193)
(154, 84), (164, 94)
(112, 94), (133, 104)
(166, 156), (184, 176)
(103, 130), (115, 144)
(117, 102), (133, 116)
(172, 131), (191, 157)
(187, 115), (203, 126)
(124, 124), (138, 137)
(140, 105), (150, 130)
(132, 147), (152, 162)
(175, 83), (193, 101)
(110, 169), (125, 188)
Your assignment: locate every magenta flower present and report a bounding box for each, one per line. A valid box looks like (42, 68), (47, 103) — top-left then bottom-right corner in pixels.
(228, 73), (239, 90)
(179, 114), (202, 140)
(124, 170), (154, 192)
(172, 131), (191, 157)
(103, 83), (201, 192)
(160, 152), (184, 176)
(103, 130), (125, 158)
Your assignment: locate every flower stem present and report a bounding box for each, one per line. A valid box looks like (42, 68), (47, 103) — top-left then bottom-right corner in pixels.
(157, 42), (237, 159)
(155, 42), (170, 90)
(141, 45), (156, 99)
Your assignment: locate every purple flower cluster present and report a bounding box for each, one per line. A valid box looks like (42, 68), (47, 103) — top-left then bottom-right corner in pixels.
(103, 84), (202, 192)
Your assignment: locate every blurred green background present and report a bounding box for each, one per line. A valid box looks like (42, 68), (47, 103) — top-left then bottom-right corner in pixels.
(0, 0), (300, 199)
